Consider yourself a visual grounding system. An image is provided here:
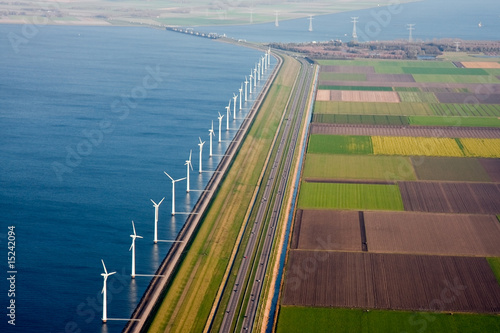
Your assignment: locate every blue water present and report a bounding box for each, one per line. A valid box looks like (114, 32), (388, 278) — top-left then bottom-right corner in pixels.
(0, 25), (272, 333)
(200, 0), (500, 43)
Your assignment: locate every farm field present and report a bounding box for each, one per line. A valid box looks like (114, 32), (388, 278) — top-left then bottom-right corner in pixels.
(364, 211), (500, 256)
(303, 154), (416, 181)
(281, 251), (500, 313)
(290, 210), (361, 251)
(276, 56), (500, 333)
(398, 181), (500, 214)
(276, 307), (500, 333)
(297, 182), (404, 211)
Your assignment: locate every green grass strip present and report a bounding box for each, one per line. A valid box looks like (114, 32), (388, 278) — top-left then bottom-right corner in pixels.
(276, 306), (500, 333)
(402, 67), (489, 75)
(394, 86), (420, 92)
(409, 116), (500, 127)
(307, 134), (373, 154)
(487, 257), (500, 286)
(313, 114), (410, 125)
(318, 85), (393, 91)
(297, 182), (404, 211)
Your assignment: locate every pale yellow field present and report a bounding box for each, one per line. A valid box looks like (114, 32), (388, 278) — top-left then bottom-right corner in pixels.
(460, 138), (500, 158)
(372, 136), (464, 157)
(461, 62), (500, 69)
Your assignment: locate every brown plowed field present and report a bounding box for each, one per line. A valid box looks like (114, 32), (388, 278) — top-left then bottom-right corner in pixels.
(315, 89), (342, 101)
(365, 73), (416, 82)
(322, 65), (375, 73)
(364, 211), (500, 256)
(480, 158), (500, 182)
(435, 92), (500, 104)
(461, 62), (500, 69)
(341, 91), (400, 103)
(292, 209), (361, 251)
(281, 251), (500, 313)
(399, 181), (500, 214)
(309, 123), (500, 138)
(319, 81), (500, 93)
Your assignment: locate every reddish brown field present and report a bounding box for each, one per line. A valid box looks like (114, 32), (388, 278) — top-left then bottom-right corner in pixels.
(365, 73), (416, 82)
(461, 62), (500, 69)
(435, 92), (500, 104)
(480, 158), (500, 182)
(398, 181), (500, 214)
(309, 123), (500, 138)
(322, 65), (375, 73)
(341, 91), (400, 103)
(364, 211), (500, 256)
(291, 209), (361, 251)
(281, 251), (500, 313)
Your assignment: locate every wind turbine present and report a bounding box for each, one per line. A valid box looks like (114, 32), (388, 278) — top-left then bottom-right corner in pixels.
(239, 84), (243, 110)
(129, 220), (143, 279)
(101, 259), (116, 323)
(254, 67), (257, 87)
(244, 76), (248, 101)
(225, 99), (231, 130)
(164, 172), (186, 215)
(208, 121), (215, 156)
(218, 112), (224, 143)
(261, 56), (265, 75)
(198, 137), (205, 173)
(185, 150), (193, 192)
(232, 93), (237, 119)
(249, 73), (253, 94)
(258, 62), (261, 81)
(151, 198), (165, 243)
(268, 47), (271, 66)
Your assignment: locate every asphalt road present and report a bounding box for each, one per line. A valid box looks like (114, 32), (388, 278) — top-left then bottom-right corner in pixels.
(217, 56), (316, 333)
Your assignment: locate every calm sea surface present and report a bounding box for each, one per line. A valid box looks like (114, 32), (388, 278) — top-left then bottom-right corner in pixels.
(1, 0), (498, 332)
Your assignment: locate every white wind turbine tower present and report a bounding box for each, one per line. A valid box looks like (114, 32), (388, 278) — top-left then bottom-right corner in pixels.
(129, 220), (143, 279)
(164, 172), (186, 215)
(100, 259), (116, 323)
(261, 56), (265, 75)
(268, 47), (271, 66)
(232, 93), (237, 119)
(253, 67), (257, 87)
(258, 62), (261, 81)
(209, 121), (215, 156)
(239, 84), (243, 110)
(264, 53), (268, 70)
(185, 150), (193, 192)
(244, 76), (249, 101)
(218, 112), (224, 142)
(151, 198), (165, 243)
(198, 137), (205, 173)
(225, 99), (231, 130)
(249, 73), (253, 94)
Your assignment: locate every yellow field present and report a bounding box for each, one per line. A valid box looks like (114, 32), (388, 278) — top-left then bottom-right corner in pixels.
(372, 136), (464, 157)
(460, 138), (500, 158)
(461, 62), (500, 69)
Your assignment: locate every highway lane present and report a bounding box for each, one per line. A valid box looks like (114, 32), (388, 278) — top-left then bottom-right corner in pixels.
(217, 57), (316, 333)
(122, 50), (282, 333)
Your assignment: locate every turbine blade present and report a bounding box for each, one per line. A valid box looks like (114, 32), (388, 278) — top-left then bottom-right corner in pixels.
(137, 236), (143, 239)
(132, 220), (137, 236)
(150, 199), (156, 205)
(199, 137), (203, 144)
(129, 243), (133, 251)
(189, 150), (192, 161)
(109, 271), (116, 276)
(159, 197), (165, 205)
(101, 259), (108, 274)
(164, 171), (174, 181)
(175, 177), (187, 182)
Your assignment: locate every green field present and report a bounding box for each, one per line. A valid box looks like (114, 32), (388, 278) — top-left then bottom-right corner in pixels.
(297, 182), (404, 211)
(487, 257), (500, 285)
(319, 72), (367, 81)
(307, 135), (373, 154)
(394, 86), (420, 92)
(303, 154), (416, 181)
(412, 74), (500, 84)
(313, 114), (410, 125)
(409, 116), (500, 127)
(398, 91), (439, 103)
(314, 101), (433, 116)
(402, 67), (489, 75)
(430, 103), (500, 117)
(318, 85), (393, 91)
(276, 306), (500, 333)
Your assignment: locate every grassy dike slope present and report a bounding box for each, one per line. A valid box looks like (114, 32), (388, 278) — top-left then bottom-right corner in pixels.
(147, 54), (300, 333)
